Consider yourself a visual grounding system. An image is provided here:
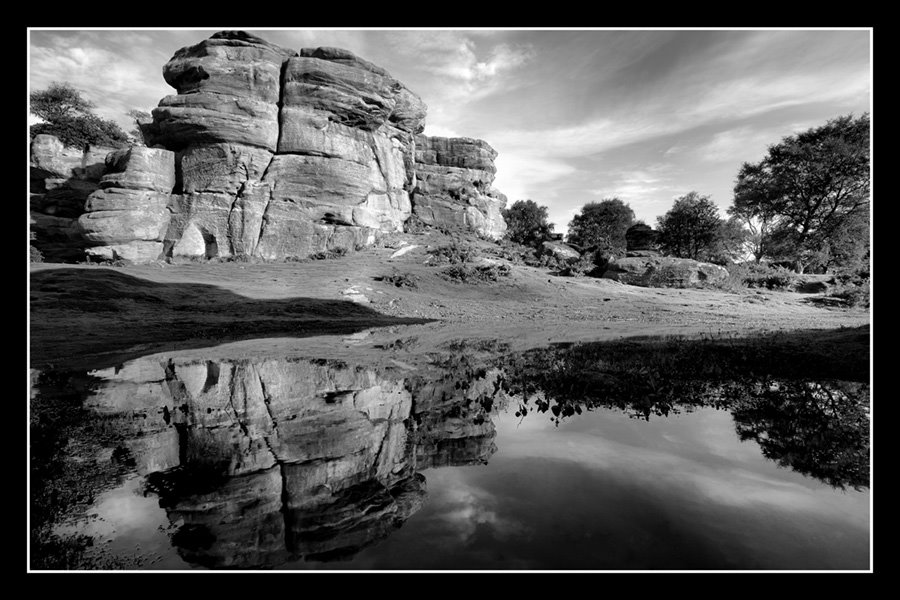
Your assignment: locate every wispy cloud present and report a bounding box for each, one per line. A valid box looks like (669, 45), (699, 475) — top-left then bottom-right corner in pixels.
(29, 32), (174, 129)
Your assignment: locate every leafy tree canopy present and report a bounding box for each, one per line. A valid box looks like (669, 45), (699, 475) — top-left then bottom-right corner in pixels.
(731, 113), (870, 272)
(30, 81), (129, 149)
(656, 192), (723, 260)
(566, 198), (635, 255)
(502, 199), (554, 248)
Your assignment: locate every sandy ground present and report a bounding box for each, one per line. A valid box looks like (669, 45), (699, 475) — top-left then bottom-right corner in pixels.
(28, 231), (871, 371)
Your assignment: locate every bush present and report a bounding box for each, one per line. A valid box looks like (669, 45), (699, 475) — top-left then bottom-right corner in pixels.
(30, 245), (44, 263)
(440, 263), (511, 283)
(824, 267), (870, 308)
(375, 272), (419, 289)
(310, 247), (349, 260)
(427, 242), (477, 265)
(555, 254), (603, 277)
(827, 287), (870, 308)
(725, 263), (801, 290)
(404, 214), (431, 235)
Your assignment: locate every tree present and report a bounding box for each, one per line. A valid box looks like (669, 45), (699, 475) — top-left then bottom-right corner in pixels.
(728, 193), (773, 263)
(29, 81), (129, 149)
(656, 192), (723, 260)
(566, 198), (635, 255)
(709, 216), (752, 264)
(731, 114), (870, 273)
(127, 109), (152, 146)
(502, 200), (554, 248)
(30, 82), (96, 123)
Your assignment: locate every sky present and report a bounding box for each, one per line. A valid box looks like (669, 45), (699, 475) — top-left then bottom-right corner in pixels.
(28, 28), (871, 231)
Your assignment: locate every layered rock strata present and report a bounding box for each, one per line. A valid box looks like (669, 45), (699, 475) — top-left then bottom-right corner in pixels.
(118, 30), (505, 263)
(412, 135), (508, 240)
(30, 31), (507, 263)
(29, 134), (118, 262)
(78, 146), (176, 262)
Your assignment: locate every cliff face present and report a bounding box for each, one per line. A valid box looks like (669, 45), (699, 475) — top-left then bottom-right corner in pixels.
(84, 353), (502, 567)
(31, 30), (508, 264)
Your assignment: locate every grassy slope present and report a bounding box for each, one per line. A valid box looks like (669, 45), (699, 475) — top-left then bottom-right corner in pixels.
(28, 230), (870, 370)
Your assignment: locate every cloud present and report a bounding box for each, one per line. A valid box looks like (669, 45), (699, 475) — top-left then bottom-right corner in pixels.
(29, 33), (173, 130)
(438, 485), (529, 543)
(493, 153), (577, 203)
(692, 120), (824, 164)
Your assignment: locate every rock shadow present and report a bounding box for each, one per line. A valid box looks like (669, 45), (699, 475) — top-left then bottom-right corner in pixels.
(30, 268), (434, 370)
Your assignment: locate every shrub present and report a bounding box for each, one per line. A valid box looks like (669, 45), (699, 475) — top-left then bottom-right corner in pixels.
(375, 272), (419, 289)
(827, 287), (870, 308)
(427, 242), (477, 265)
(404, 214), (431, 235)
(440, 263), (511, 283)
(555, 254), (602, 277)
(725, 262), (801, 290)
(30, 245), (44, 263)
(310, 247), (349, 260)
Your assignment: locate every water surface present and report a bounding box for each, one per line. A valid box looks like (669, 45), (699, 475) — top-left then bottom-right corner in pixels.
(29, 331), (870, 570)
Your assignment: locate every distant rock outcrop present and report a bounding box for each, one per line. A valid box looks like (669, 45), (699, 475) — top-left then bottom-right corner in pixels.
(28, 31), (509, 264)
(624, 223), (660, 257)
(602, 255), (728, 288)
(412, 136), (508, 240)
(541, 240), (581, 261)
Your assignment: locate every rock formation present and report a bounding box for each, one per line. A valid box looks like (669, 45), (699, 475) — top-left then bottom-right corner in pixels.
(412, 136), (507, 239)
(29, 134), (119, 262)
(78, 146), (176, 262)
(602, 255), (728, 288)
(541, 240), (581, 261)
(624, 223), (659, 257)
(600, 223), (728, 288)
(29, 31), (508, 264)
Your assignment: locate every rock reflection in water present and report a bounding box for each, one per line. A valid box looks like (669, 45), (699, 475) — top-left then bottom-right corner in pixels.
(84, 356), (499, 568)
(41, 329), (869, 569)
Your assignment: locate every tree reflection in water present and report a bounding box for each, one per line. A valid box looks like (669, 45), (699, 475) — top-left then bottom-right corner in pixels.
(494, 330), (869, 491)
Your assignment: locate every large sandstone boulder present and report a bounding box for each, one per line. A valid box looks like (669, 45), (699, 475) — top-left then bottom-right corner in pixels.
(143, 31), (295, 152)
(602, 255), (729, 288)
(411, 135), (507, 239)
(88, 30), (508, 263)
(542, 241), (581, 261)
(78, 146), (176, 262)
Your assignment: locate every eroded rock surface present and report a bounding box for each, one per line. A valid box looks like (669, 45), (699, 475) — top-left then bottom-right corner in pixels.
(30, 31), (506, 264)
(412, 135), (508, 240)
(78, 146), (176, 262)
(602, 255), (729, 288)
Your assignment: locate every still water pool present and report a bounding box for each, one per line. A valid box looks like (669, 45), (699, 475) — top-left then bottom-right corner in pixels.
(30, 335), (870, 571)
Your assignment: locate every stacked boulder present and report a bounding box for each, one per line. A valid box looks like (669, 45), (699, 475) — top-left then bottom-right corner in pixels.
(141, 30), (505, 263)
(78, 146), (176, 262)
(412, 136), (508, 239)
(29, 31), (508, 264)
